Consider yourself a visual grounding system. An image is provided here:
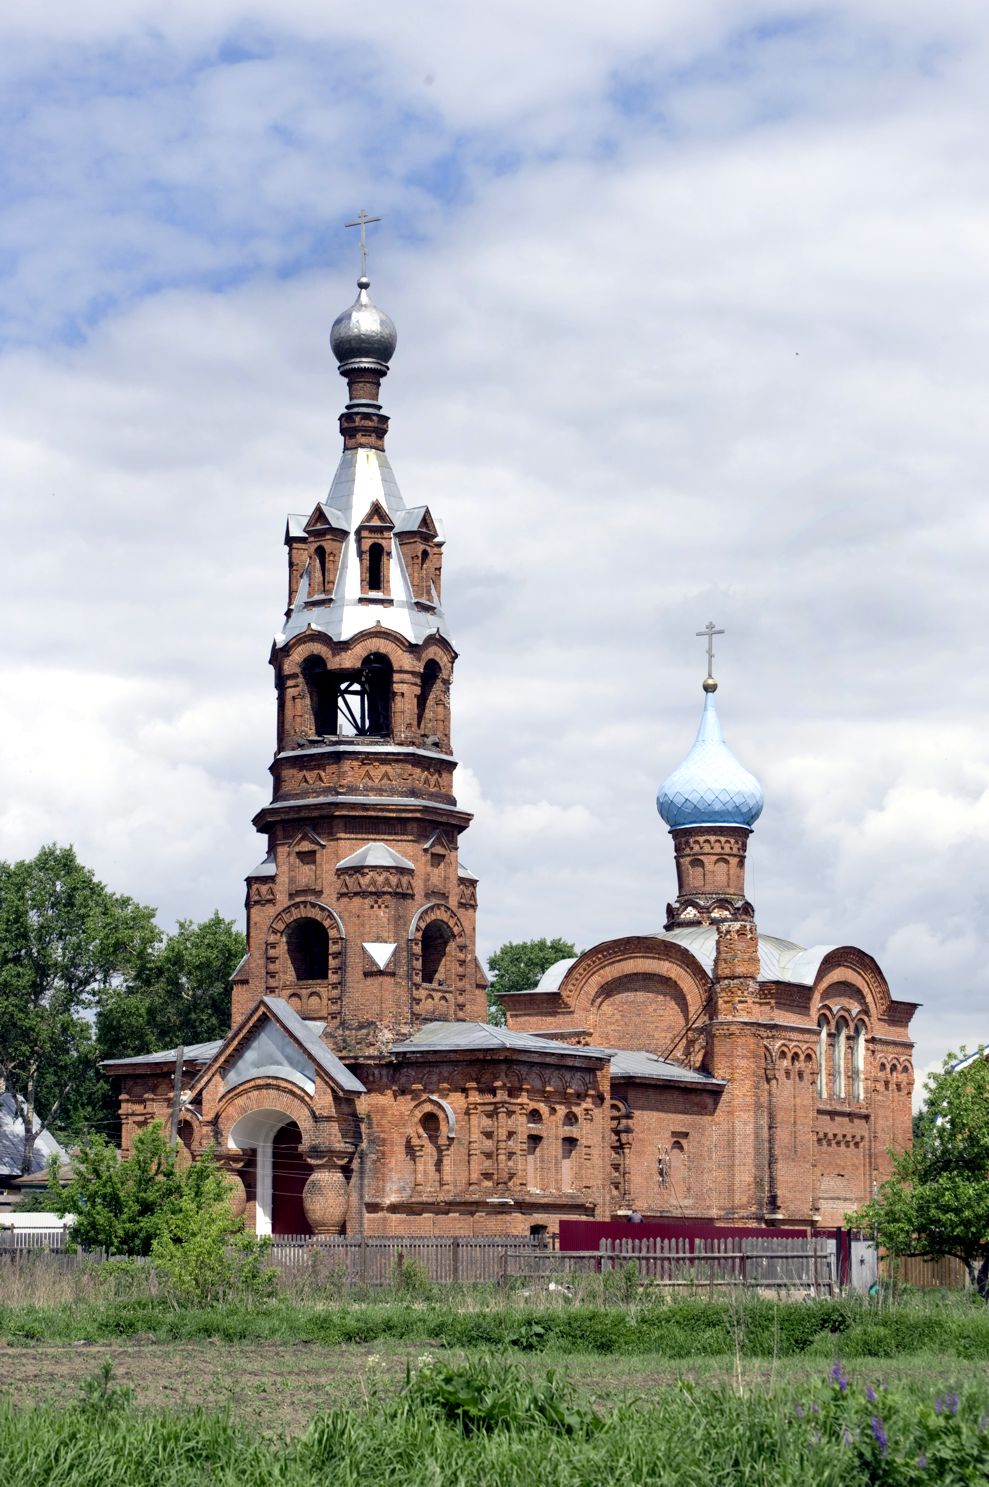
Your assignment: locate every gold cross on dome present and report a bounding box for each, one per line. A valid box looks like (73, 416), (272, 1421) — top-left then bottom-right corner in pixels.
(345, 209), (382, 277)
(696, 621), (725, 677)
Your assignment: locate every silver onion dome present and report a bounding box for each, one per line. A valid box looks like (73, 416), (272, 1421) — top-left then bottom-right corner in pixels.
(330, 276), (397, 370)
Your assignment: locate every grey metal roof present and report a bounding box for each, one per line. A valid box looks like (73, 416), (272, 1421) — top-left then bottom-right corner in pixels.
(103, 1004), (365, 1095)
(512, 932), (837, 996)
(394, 505), (444, 539)
(102, 1037), (225, 1070)
(607, 1050), (724, 1087)
(948, 1048), (987, 1072)
(389, 1024), (720, 1089)
(260, 794), (467, 816)
(0, 1094), (68, 1178)
(390, 1022), (608, 1059)
(260, 998), (366, 1093)
(336, 842), (415, 871)
(653, 927), (836, 986)
(510, 958), (577, 994)
(276, 447), (452, 649)
(457, 864), (479, 882)
(246, 851), (277, 879)
(309, 502), (347, 531)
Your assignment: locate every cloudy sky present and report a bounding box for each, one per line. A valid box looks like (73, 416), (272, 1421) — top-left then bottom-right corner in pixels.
(2, 1), (987, 1095)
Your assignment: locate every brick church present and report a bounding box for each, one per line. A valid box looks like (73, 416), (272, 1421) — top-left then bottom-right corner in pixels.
(106, 261), (916, 1238)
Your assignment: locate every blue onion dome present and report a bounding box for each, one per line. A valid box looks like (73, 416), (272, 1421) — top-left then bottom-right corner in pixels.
(330, 275), (397, 369)
(657, 689), (764, 830)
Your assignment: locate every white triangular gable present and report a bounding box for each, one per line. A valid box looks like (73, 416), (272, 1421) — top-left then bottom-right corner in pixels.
(223, 1020), (317, 1096)
(363, 941), (397, 970)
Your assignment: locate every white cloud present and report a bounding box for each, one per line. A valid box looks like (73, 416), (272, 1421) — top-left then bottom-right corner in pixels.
(1, 1), (988, 1081)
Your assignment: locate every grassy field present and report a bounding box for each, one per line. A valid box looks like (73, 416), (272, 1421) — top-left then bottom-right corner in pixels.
(2, 1268), (988, 1483)
(0, 1337), (987, 1432)
(1, 1350), (988, 1485)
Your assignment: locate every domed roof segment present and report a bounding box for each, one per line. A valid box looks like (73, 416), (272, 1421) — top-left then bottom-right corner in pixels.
(657, 691), (764, 831)
(330, 276), (397, 370)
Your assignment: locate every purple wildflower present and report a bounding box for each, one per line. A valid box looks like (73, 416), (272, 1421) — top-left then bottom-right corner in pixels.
(794, 1405), (805, 1419)
(935, 1397), (943, 1415)
(870, 1417), (888, 1458)
(831, 1361), (849, 1393)
(841, 1427), (854, 1446)
(865, 1386), (877, 1404)
(945, 1393), (959, 1415)
(917, 1455), (928, 1469)
(810, 1403), (820, 1415)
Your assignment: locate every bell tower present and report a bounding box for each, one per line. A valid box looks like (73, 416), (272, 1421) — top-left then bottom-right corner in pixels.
(233, 247), (485, 1050)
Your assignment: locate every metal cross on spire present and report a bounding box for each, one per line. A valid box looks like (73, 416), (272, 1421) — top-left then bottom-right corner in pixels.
(696, 621), (725, 678)
(345, 209), (382, 278)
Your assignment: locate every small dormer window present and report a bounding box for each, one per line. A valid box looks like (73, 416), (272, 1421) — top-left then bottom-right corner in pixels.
(368, 542), (385, 592)
(420, 547), (431, 598)
(313, 545), (327, 594)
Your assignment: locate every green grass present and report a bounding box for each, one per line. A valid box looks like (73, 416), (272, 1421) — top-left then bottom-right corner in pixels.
(0, 1356), (986, 1485)
(3, 1293), (989, 1360)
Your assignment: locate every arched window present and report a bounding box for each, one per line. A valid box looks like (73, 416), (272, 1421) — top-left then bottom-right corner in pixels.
(361, 653), (391, 735)
(561, 1110), (579, 1191)
(417, 658), (442, 733)
(688, 857), (705, 890)
(368, 542), (384, 592)
(313, 545), (327, 594)
(670, 1140), (688, 1197)
(421, 921), (453, 985)
(853, 1021), (866, 1101)
(420, 547), (431, 598)
(420, 1111), (443, 1187)
(526, 1110), (543, 1190)
(301, 655), (334, 736)
(833, 1019), (848, 1099)
(817, 1016), (829, 1099)
(285, 918), (329, 981)
(320, 653), (392, 737)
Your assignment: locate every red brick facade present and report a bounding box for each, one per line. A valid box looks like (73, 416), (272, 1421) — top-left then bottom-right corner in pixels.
(108, 277), (916, 1237)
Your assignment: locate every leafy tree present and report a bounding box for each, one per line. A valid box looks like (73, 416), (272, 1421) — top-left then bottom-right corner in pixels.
(48, 1121), (185, 1255)
(486, 938), (578, 1025)
(0, 844), (159, 1173)
(98, 912), (246, 1060)
(848, 1049), (989, 1298)
(49, 1122), (273, 1301)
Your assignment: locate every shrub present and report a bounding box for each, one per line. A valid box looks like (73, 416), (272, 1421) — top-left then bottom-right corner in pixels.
(150, 1149), (275, 1307)
(400, 1355), (605, 1438)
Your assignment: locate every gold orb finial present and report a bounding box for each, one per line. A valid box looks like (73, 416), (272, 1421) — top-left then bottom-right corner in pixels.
(702, 675), (718, 693)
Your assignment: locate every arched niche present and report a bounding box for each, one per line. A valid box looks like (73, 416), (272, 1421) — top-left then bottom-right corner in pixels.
(558, 938), (708, 1060)
(588, 973), (691, 1058)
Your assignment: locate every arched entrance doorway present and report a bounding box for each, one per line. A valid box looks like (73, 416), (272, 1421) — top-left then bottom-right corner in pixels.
(228, 1107), (313, 1237)
(271, 1121), (310, 1235)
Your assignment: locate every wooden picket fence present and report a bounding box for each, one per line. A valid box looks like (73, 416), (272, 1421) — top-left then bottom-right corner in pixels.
(267, 1234), (546, 1286)
(881, 1252), (969, 1289)
(504, 1235), (835, 1293)
(0, 1229), (547, 1286)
